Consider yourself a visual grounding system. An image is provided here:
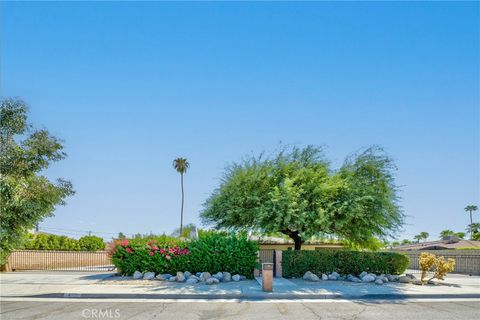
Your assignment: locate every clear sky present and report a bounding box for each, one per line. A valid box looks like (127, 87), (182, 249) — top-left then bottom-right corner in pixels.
(1, 1), (478, 242)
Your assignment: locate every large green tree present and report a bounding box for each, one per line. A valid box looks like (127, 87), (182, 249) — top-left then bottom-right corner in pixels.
(0, 98), (74, 263)
(201, 146), (404, 250)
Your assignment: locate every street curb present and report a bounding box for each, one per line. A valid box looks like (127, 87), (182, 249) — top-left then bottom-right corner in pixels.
(6, 293), (480, 301)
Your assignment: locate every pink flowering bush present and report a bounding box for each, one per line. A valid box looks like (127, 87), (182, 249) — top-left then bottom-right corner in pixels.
(111, 232), (258, 277)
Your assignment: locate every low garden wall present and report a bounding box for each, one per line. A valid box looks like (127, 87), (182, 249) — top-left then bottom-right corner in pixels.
(392, 250), (480, 275)
(281, 250), (409, 278)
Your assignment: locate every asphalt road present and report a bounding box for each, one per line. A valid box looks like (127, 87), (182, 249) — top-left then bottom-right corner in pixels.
(1, 299), (479, 320)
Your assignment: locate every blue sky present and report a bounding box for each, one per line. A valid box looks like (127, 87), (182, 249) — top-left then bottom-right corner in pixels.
(1, 2), (478, 242)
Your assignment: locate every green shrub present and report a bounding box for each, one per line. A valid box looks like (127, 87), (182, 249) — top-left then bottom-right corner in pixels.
(111, 232), (258, 278)
(78, 235), (105, 251)
(21, 234), (105, 251)
(282, 250), (409, 277)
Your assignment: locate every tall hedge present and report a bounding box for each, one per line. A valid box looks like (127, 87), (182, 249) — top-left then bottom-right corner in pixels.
(111, 232), (258, 278)
(282, 250), (409, 277)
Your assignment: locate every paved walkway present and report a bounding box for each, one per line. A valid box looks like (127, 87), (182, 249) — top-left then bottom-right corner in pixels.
(1, 271), (479, 300)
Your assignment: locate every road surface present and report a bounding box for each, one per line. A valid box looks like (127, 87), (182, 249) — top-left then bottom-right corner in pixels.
(1, 299), (479, 320)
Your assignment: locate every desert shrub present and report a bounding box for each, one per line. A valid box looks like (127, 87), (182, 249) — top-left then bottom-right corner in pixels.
(78, 235), (105, 251)
(111, 232), (258, 278)
(282, 250), (409, 277)
(419, 252), (455, 283)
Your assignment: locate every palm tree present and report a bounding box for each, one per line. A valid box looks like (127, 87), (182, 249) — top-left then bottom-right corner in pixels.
(439, 230), (454, 239)
(465, 205), (478, 239)
(173, 158), (190, 237)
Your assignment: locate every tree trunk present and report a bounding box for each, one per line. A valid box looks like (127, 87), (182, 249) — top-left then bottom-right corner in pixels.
(180, 173), (184, 237)
(281, 229), (303, 250)
(470, 211), (473, 240)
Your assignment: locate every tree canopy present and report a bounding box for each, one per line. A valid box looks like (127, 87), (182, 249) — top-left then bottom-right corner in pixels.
(0, 98), (74, 263)
(201, 145), (403, 250)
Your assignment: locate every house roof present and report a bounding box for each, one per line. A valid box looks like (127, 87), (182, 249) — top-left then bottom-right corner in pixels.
(393, 239), (480, 251)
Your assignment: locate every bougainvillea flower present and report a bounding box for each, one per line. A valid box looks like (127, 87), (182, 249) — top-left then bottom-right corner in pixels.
(126, 248), (133, 253)
(165, 255), (171, 260)
(120, 239), (129, 247)
(149, 251), (154, 256)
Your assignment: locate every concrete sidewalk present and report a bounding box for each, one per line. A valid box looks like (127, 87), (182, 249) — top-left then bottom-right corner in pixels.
(1, 271), (479, 300)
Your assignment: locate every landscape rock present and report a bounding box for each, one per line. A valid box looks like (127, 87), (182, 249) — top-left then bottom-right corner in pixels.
(222, 272), (232, 282)
(200, 272), (211, 282)
(361, 275), (376, 283)
(375, 279), (384, 285)
(386, 274), (397, 282)
(184, 271), (192, 279)
(196, 272), (202, 278)
(240, 276), (246, 280)
(412, 279), (423, 285)
(232, 274), (241, 282)
(321, 274), (328, 281)
(176, 272), (186, 282)
(186, 278), (199, 284)
(156, 273), (172, 281)
(133, 271), (143, 279)
(359, 271), (368, 279)
(331, 272), (340, 278)
(398, 276), (412, 283)
(406, 274), (416, 280)
(206, 277), (220, 285)
(212, 272), (224, 281)
(328, 274), (338, 281)
(303, 271), (320, 281)
(350, 277), (362, 283)
(337, 276), (345, 281)
(168, 276), (177, 282)
(143, 272), (155, 280)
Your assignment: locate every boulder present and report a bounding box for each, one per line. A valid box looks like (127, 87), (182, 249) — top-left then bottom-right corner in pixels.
(232, 274), (241, 282)
(133, 271), (143, 279)
(350, 277), (362, 283)
(176, 272), (186, 282)
(200, 272), (211, 282)
(377, 276), (388, 283)
(331, 272), (340, 278)
(359, 271), (368, 279)
(375, 279), (384, 285)
(361, 275), (376, 283)
(386, 274), (396, 282)
(156, 274), (172, 281)
(321, 274), (328, 281)
(398, 276), (412, 283)
(168, 276), (177, 282)
(303, 271), (320, 281)
(143, 272), (155, 280)
(303, 271), (314, 280)
(222, 272), (232, 282)
(240, 276), (246, 280)
(184, 271), (192, 279)
(196, 272), (202, 278)
(337, 276), (345, 281)
(406, 274), (416, 280)
(186, 278), (199, 284)
(328, 274), (338, 281)
(212, 272), (224, 281)
(206, 277), (220, 285)
(412, 279), (423, 285)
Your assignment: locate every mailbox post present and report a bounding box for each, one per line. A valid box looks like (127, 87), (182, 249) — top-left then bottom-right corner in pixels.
(262, 263), (273, 292)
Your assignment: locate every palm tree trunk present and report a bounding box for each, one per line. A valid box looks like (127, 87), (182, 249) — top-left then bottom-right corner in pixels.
(470, 210), (473, 240)
(180, 173), (184, 237)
